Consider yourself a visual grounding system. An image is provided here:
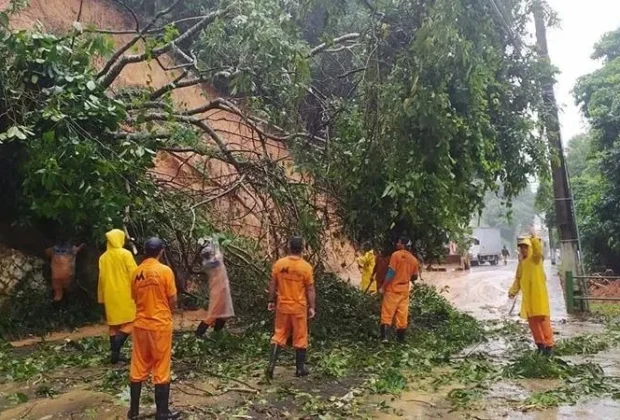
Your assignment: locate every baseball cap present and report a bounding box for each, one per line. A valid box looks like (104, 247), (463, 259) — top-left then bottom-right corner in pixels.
(145, 237), (165, 254)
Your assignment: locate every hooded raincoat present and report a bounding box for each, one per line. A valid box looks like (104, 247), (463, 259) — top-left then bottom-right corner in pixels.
(509, 236), (550, 318)
(357, 250), (376, 293)
(98, 229), (137, 325)
(202, 245), (235, 322)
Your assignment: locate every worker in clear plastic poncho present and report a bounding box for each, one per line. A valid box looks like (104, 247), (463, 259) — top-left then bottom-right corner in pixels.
(195, 236), (235, 337)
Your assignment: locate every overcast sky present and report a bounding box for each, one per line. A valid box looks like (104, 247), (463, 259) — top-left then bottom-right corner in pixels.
(546, 0), (619, 143)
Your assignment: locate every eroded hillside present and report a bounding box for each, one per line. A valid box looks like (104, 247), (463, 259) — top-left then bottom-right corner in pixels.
(0, 0), (361, 284)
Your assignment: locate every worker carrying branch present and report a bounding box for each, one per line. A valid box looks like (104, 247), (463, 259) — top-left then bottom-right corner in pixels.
(266, 236), (316, 379)
(98, 229), (137, 364)
(195, 236), (235, 337)
(508, 227), (554, 356)
(379, 236), (419, 344)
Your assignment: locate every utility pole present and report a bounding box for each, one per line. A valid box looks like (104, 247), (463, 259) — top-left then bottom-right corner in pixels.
(532, 1), (587, 311)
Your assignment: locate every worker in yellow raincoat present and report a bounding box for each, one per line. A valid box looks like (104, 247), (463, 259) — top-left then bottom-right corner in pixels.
(98, 229), (137, 364)
(356, 244), (376, 294)
(508, 227), (554, 356)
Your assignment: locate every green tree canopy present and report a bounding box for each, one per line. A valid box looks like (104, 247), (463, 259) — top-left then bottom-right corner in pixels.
(573, 26), (620, 272)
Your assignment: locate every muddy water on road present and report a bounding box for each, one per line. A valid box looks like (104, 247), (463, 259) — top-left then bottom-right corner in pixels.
(375, 262), (620, 420)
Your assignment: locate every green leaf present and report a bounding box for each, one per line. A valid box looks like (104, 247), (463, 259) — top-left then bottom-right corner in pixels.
(86, 80), (96, 91)
(42, 131), (55, 142)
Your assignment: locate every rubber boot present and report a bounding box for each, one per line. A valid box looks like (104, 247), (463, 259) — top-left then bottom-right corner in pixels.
(380, 324), (389, 344)
(265, 344), (281, 380)
(295, 349), (310, 377)
(154, 383), (181, 420)
(195, 321), (209, 338)
(111, 332), (129, 364)
(213, 319), (226, 333)
(536, 343), (545, 354)
(396, 329), (406, 344)
(127, 381), (142, 420)
(542, 346), (554, 358)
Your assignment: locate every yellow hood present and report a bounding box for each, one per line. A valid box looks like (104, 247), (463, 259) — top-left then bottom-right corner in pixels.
(105, 229), (126, 250)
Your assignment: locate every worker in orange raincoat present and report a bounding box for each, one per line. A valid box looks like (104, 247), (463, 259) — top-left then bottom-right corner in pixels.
(508, 227), (554, 356)
(45, 241), (84, 306)
(266, 236), (316, 379)
(356, 244), (376, 294)
(98, 229), (137, 364)
(195, 237), (235, 337)
(128, 238), (180, 420)
(379, 236), (419, 343)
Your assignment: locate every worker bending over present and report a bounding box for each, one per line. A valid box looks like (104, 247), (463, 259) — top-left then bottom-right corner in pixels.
(45, 241), (84, 305)
(128, 238), (180, 420)
(356, 243), (376, 294)
(98, 229), (137, 364)
(379, 236), (419, 343)
(195, 237), (235, 337)
(266, 236), (316, 379)
(509, 228), (554, 356)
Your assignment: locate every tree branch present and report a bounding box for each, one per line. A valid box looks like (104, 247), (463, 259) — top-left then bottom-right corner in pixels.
(98, 3), (231, 89)
(112, 0), (140, 32)
(309, 33), (360, 57)
(149, 70), (190, 99)
(86, 16), (210, 35)
(190, 174), (247, 209)
(96, 0), (183, 82)
(127, 113), (240, 168)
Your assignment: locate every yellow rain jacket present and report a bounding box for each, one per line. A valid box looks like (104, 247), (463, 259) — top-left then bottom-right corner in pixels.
(509, 236), (550, 318)
(98, 229), (137, 326)
(357, 250), (376, 294)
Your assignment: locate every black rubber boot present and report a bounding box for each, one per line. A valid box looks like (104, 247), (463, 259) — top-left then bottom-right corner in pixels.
(195, 321), (209, 338)
(396, 329), (406, 344)
(295, 349), (310, 377)
(542, 346), (554, 358)
(380, 324), (389, 343)
(154, 383), (181, 420)
(111, 332), (129, 364)
(265, 344), (281, 380)
(536, 343), (545, 354)
(213, 319), (226, 333)
(127, 381), (142, 419)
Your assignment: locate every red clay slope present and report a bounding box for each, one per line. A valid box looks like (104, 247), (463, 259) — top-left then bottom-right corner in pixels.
(1, 0), (361, 284)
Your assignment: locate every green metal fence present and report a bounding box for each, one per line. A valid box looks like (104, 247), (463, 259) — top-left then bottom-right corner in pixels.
(565, 271), (620, 314)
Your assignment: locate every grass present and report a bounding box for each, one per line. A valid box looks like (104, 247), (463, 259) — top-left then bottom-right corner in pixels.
(591, 303), (620, 318)
(0, 283), (486, 418)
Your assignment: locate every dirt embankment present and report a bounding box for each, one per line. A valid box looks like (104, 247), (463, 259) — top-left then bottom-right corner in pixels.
(588, 271), (620, 303)
(1, 0), (361, 284)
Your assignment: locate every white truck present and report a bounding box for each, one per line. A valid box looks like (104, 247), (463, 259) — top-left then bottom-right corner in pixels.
(469, 227), (502, 266)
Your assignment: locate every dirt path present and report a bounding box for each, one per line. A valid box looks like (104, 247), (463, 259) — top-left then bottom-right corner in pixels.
(10, 311), (208, 348)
